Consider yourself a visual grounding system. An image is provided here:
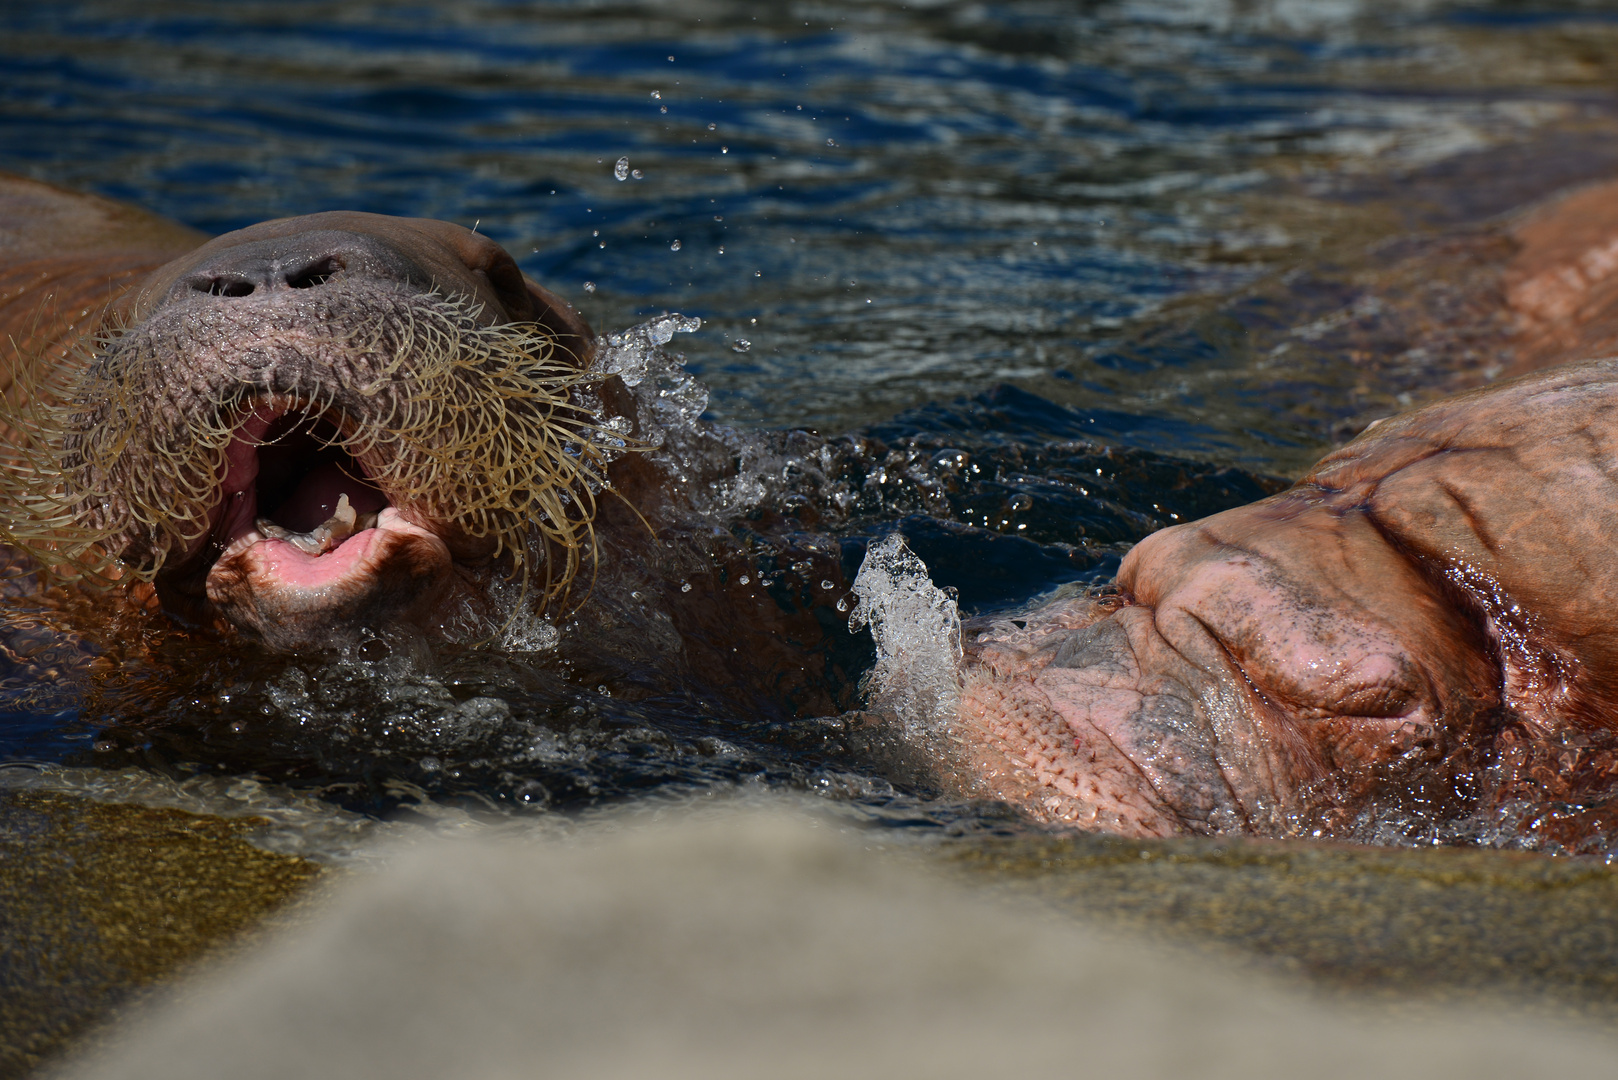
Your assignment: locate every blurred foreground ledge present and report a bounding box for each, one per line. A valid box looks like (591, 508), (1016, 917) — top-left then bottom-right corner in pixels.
(41, 803), (1618, 1080)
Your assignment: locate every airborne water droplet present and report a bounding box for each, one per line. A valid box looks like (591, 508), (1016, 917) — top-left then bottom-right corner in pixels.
(631, 168), (644, 180)
(614, 157), (629, 181)
(731, 338), (751, 353)
(670, 239), (682, 251)
(582, 281), (597, 293)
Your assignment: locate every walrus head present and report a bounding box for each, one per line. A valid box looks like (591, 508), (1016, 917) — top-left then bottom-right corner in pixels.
(0, 212), (632, 650)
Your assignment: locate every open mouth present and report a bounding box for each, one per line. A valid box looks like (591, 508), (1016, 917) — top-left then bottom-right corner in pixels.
(208, 403), (391, 566)
(164, 396), (462, 648)
(203, 402), (395, 573)
(160, 397), (463, 649)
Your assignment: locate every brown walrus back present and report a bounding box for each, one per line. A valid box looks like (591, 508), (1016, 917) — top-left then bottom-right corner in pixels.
(0, 173), (206, 396)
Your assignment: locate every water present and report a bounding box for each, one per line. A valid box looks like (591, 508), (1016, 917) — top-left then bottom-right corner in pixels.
(6, 2), (1618, 852)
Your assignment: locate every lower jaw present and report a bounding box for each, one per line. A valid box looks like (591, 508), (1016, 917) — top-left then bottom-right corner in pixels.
(196, 511), (460, 651)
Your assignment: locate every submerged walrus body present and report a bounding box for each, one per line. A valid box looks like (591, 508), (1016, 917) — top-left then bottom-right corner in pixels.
(8, 173), (1618, 845)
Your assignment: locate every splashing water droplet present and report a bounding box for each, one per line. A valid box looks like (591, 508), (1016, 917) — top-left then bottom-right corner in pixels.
(582, 281), (597, 293)
(707, 122), (717, 131)
(681, 581), (692, 593)
(670, 239), (682, 251)
(739, 575), (750, 585)
(650, 90), (661, 100)
(731, 338), (751, 353)
(614, 157), (629, 181)
(848, 534), (963, 739)
(631, 168), (644, 180)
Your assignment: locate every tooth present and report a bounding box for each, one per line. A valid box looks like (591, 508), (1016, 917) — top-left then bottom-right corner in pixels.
(256, 494), (362, 556)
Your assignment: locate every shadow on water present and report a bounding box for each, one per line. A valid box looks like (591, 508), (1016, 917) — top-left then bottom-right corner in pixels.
(8, 0), (1618, 1066)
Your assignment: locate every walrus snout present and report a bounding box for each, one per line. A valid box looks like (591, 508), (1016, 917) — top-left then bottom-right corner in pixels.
(119, 212), (596, 364)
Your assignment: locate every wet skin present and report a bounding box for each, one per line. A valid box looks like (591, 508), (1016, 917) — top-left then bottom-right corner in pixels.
(10, 174), (1618, 840)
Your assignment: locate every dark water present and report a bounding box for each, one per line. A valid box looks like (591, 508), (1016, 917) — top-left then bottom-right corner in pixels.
(6, 1), (1618, 850)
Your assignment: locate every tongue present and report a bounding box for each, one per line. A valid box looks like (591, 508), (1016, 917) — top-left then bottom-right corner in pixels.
(271, 461), (388, 533)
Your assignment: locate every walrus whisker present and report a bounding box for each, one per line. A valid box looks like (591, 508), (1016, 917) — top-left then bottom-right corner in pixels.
(0, 290), (648, 613)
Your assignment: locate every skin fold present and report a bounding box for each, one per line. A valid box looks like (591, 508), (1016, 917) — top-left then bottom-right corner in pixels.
(958, 356), (1618, 841)
(8, 172), (1618, 841)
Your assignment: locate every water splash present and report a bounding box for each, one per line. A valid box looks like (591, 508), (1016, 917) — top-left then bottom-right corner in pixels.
(591, 314), (790, 519)
(848, 534), (963, 739)
(594, 313), (703, 397)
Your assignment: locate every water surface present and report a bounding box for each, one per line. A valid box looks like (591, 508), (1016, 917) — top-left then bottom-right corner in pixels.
(6, 3), (1618, 863)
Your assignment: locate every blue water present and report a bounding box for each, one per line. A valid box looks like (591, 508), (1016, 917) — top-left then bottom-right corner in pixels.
(4, 0), (1618, 830)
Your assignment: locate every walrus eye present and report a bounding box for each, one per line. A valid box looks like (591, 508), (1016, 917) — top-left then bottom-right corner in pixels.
(478, 257), (537, 322)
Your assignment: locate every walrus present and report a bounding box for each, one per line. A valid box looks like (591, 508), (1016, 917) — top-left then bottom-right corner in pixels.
(948, 357), (1618, 845)
(7, 172), (1618, 846)
(1, 173), (621, 652)
(895, 179), (1618, 847)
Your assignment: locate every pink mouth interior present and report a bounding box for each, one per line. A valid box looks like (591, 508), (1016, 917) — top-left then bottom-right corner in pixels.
(208, 404), (393, 585)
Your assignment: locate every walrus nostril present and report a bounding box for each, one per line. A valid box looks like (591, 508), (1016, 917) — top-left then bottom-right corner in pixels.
(286, 256), (342, 290)
(196, 278), (255, 298)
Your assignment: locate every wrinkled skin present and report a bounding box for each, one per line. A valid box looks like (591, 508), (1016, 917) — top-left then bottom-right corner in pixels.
(958, 358), (1618, 839)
